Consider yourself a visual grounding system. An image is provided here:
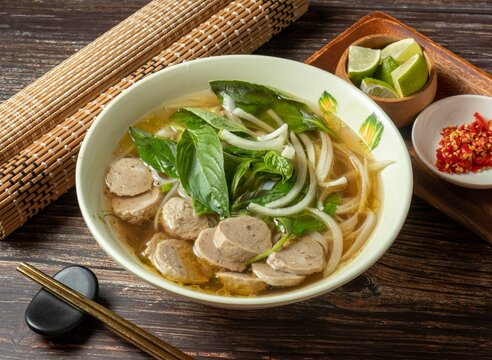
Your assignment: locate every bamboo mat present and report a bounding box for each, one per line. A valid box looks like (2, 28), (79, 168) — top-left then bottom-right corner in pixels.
(0, 0), (309, 240)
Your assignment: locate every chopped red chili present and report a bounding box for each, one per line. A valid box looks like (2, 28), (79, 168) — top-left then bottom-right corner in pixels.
(435, 112), (492, 174)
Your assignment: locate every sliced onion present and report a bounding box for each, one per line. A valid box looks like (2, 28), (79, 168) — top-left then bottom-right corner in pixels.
(222, 94), (236, 113)
(299, 133), (316, 166)
(257, 123), (288, 141)
(281, 144), (296, 160)
(232, 107), (275, 132)
(264, 132), (307, 208)
(309, 231), (329, 254)
(266, 109), (284, 127)
(155, 126), (177, 139)
(219, 129), (287, 151)
(307, 208), (343, 276)
(248, 166), (316, 216)
(317, 131), (334, 181)
(341, 210), (376, 262)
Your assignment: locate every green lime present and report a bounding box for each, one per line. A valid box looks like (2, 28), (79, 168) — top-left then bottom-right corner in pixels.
(381, 38), (422, 64)
(373, 56), (398, 87)
(347, 45), (381, 86)
(391, 53), (429, 97)
(360, 78), (399, 99)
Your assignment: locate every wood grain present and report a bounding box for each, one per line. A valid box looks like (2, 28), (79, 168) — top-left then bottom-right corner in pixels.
(306, 11), (492, 244)
(1, 1), (491, 359)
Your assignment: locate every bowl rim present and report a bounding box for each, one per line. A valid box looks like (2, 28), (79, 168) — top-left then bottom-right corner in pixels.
(76, 54), (413, 307)
(411, 93), (492, 189)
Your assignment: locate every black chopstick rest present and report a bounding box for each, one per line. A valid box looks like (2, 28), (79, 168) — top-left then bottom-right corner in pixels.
(25, 265), (99, 337)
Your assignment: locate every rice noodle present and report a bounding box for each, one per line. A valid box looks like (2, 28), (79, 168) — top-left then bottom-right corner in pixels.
(348, 153), (369, 213)
(264, 132), (307, 208)
(257, 123), (288, 141)
(316, 176), (348, 210)
(232, 108), (275, 132)
(369, 159), (395, 172)
(153, 182), (179, 231)
(316, 132), (334, 181)
(177, 183), (191, 202)
(149, 169), (179, 186)
(248, 166), (316, 216)
(219, 129), (287, 151)
(299, 133), (316, 166)
(307, 208), (343, 276)
(341, 211), (376, 262)
(266, 109), (284, 127)
(319, 176), (347, 189)
(335, 196), (359, 215)
(340, 213), (359, 234)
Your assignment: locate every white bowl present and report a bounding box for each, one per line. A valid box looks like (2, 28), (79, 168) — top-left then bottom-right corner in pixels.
(412, 94), (492, 189)
(76, 55), (412, 309)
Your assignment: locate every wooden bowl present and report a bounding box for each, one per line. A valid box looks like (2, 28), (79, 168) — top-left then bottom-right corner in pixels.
(335, 34), (438, 128)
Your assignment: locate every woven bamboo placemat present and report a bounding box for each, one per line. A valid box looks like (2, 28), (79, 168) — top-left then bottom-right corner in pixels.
(0, 0), (308, 239)
(0, 0), (230, 164)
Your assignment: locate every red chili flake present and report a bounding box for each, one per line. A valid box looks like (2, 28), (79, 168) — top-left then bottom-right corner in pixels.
(435, 112), (492, 174)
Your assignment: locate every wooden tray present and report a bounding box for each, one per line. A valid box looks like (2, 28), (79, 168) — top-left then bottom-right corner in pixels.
(305, 12), (492, 244)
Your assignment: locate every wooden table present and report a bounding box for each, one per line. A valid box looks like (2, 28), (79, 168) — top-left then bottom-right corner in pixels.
(1, 1), (491, 359)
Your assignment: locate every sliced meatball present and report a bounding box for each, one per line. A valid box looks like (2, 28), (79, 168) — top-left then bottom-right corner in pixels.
(148, 237), (209, 284)
(214, 216), (272, 262)
(267, 236), (325, 275)
(251, 262), (306, 287)
(217, 272), (267, 296)
(193, 228), (246, 272)
(112, 187), (162, 224)
(161, 197), (209, 240)
(106, 158), (153, 196)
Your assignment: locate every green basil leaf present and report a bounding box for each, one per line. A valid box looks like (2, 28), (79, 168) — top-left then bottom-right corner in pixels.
(323, 192), (342, 216)
(246, 212), (326, 264)
(275, 212), (326, 236)
(172, 107), (250, 134)
(262, 151), (293, 183)
(210, 80), (332, 134)
(223, 152), (245, 184)
(176, 125), (230, 218)
(232, 178), (294, 211)
(129, 127), (178, 178)
(231, 159), (254, 195)
(223, 145), (266, 158)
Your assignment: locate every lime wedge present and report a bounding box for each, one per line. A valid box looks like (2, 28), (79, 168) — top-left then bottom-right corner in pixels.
(381, 38), (422, 64)
(360, 78), (399, 99)
(373, 56), (398, 87)
(391, 53), (429, 97)
(347, 46), (381, 86)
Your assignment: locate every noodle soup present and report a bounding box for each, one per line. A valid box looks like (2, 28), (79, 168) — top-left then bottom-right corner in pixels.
(102, 80), (385, 297)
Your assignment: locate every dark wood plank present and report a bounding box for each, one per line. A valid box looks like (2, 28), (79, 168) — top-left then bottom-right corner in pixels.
(1, 1), (491, 359)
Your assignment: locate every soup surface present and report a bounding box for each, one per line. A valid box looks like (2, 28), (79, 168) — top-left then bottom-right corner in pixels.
(103, 80), (384, 297)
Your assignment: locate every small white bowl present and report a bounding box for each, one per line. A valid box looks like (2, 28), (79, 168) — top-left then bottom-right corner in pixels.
(412, 94), (492, 189)
(76, 55), (412, 309)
